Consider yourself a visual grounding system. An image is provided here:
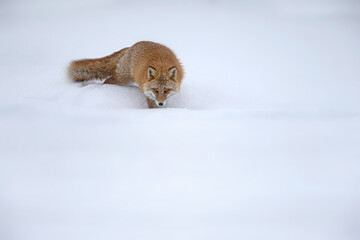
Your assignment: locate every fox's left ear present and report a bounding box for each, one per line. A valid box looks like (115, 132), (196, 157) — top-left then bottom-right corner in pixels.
(168, 67), (177, 80)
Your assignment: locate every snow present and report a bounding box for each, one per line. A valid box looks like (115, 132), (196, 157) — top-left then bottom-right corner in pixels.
(1, 0), (360, 240)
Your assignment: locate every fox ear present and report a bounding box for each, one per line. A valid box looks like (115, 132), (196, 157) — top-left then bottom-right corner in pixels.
(168, 67), (177, 80)
(148, 66), (156, 80)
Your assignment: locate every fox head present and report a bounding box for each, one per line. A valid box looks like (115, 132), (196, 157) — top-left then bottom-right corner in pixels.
(144, 66), (179, 107)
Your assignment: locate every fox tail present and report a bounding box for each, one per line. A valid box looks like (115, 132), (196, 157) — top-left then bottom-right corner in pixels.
(67, 48), (128, 82)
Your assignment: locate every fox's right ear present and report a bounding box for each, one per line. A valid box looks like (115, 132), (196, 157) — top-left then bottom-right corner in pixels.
(148, 66), (156, 80)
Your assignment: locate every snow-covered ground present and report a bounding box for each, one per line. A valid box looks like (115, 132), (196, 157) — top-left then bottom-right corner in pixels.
(1, 0), (360, 239)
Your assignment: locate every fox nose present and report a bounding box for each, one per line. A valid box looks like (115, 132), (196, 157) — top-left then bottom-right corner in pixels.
(158, 102), (164, 106)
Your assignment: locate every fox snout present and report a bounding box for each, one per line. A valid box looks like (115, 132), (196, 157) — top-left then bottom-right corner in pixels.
(154, 97), (167, 107)
(145, 89), (175, 108)
(156, 99), (169, 107)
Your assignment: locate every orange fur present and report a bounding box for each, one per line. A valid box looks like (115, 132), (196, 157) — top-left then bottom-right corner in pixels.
(68, 41), (184, 108)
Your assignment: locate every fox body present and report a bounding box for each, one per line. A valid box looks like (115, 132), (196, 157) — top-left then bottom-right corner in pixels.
(68, 41), (184, 108)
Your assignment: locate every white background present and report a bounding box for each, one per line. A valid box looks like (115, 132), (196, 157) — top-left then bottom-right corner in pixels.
(0, 0), (360, 239)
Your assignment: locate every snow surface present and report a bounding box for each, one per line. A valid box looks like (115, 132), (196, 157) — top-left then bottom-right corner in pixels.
(1, 0), (360, 240)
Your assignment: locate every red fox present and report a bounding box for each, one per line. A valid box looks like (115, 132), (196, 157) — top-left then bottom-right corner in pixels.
(68, 41), (184, 108)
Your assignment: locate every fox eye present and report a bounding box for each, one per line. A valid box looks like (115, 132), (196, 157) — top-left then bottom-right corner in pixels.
(153, 89), (159, 93)
(164, 89), (169, 93)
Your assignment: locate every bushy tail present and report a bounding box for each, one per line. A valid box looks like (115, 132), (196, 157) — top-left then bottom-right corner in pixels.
(67, 48), (129, 82)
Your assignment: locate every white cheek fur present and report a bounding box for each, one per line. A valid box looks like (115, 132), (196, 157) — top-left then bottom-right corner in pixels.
(144, 91), (156, 101)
